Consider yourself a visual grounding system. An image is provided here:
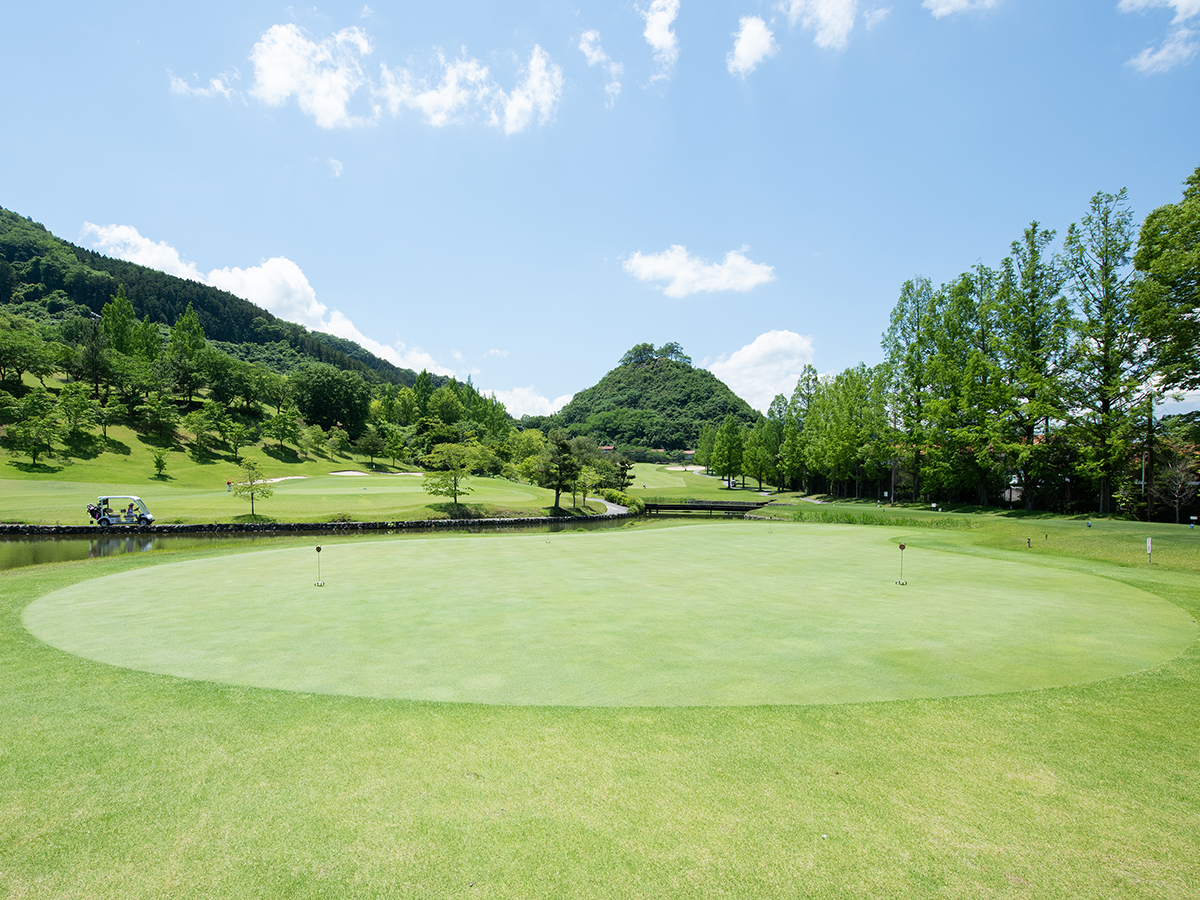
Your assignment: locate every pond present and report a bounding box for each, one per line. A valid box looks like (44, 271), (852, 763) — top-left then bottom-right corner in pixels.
(0, 516), (638, 571)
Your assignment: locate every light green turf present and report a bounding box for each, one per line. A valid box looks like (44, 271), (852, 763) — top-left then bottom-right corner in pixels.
(627, 462), (750, 499)
(0, 472), (598, 525)
(4, 520), (1200, 897)
(24, 523), (1194, 706)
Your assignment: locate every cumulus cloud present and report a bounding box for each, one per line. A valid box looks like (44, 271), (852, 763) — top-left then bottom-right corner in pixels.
(864, 6), (892, 28)
(485, 387), (573, 418)
(922, 0), (1001, 18)
(1120, 1), (1200, 72)
(485, 348), (509, 358)
(205, 258), (329, 329)
(178, 23), (561, 134)
(707, 330), (815, 412)
(168, 70), (240, 99)
(82, 222), (460, 376)
(82, 223), (205, 281)
(623, 245), (775, 298)
(249, 23), (377, 129)
(780, 0), (858, 50)
(728, 16), (779, 76)
(641, 0), (681, 79)
(329, 158), (344, 177)
(579, 30), (624, 106)
(500, 45), (565, 134)
(378, 53), (493, 127)
(377, 45), (562, 132)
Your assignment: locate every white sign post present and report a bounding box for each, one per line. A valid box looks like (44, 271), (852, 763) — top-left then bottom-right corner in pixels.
(1147, 537), (1152, 564)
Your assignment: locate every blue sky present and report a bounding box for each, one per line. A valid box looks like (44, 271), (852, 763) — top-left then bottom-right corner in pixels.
(3, 1), (1198, 414)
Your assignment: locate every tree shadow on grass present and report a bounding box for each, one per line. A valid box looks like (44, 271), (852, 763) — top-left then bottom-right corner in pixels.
(230, 514), (279, 524)
(263, 444), (301, 463)
(102, 436), (132, 456)
(62, 431), (108, 460)
(426, 502), (485, 519)
(7, 459), (64, 474)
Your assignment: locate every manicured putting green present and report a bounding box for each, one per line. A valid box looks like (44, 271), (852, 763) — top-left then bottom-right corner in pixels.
(23, 524), (1195, 707)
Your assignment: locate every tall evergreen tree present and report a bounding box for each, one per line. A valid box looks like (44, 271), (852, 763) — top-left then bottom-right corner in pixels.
(995, 223), (1072, 510)
(883, 277), (936, 500)
(1064, 189), (1150, 513)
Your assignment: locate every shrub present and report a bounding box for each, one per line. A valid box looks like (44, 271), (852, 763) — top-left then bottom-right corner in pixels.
(601, 488), (644, 514)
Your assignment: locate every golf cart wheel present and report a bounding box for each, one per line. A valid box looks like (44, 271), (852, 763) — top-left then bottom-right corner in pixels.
(98, 517), (110, 527)
(138, 516), (149, 526)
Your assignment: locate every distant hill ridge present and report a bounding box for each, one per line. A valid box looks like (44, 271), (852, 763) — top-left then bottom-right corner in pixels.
(0, 206), (426, 386)
(549, 341), (760, 450)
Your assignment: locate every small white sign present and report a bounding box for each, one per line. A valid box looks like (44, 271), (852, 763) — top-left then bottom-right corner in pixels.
(1147, 537), (1152, 552)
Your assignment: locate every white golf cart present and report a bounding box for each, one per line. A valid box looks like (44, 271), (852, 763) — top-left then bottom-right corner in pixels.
(87, 496), (155, 527)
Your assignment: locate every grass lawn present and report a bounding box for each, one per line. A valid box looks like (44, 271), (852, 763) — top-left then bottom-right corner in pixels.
(2, 518), (1199, 897)
(24, 524), (1193, 706)
(0, 425), (605, 523)
(627, 462), (760, 500)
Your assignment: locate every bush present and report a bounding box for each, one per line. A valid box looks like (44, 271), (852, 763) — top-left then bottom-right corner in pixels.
(601, 488), (644, 514)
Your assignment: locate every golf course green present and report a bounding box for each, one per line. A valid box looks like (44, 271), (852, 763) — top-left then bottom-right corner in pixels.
(23, 523), (1194, 706)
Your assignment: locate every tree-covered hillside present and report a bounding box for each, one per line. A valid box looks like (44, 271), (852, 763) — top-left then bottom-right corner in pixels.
(0, 207), (421, 386)
(548, 342), (761, 450)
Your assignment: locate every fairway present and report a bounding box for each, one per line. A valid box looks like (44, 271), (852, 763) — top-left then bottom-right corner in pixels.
(24, 523), (1194, 706)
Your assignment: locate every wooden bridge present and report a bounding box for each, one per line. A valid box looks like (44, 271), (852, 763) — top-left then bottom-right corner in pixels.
(643, 499), (773, 516)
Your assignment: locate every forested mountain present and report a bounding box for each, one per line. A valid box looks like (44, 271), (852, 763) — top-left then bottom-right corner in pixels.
(0, 207), (424, 386)
(541, 342), (761, 450)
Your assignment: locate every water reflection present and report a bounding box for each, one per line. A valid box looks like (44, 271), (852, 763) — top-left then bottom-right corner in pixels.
(0, 534), (267, 570)
(0, 516), (633, 571)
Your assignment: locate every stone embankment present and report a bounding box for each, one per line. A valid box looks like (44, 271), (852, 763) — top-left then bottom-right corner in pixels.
(0, 511), (633, 536)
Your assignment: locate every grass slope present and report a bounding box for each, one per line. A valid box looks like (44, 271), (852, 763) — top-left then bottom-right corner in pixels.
(1, 423), (601, 524)
(1, 517), (1199, 897)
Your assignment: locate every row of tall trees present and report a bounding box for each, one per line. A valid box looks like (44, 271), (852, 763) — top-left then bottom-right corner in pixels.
(699, 172), (1200, 519)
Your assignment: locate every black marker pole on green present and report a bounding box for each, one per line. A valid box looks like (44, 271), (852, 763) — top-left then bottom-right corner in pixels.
(896, 543), (907, 586)
(315, 546), (324, 587)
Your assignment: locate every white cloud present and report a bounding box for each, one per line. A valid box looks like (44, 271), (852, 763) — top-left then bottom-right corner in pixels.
(728, 16), (779, 76)
(779, 0), (858, 50)
(1127, 26), (1199, 70)
(83, 222), (461, 377)
(1118, 0), (1200, 21)
(1120, 2), (1200, 72)
(378, 53), (494, 127)
(249, 23), (377, 129)
(500, 45), (564, 135)
(485, 348), (509, 358)
(206, 257), (329, 329)
(864, 6), (892, 28)
(922, 0), (1000, 18)
(579, 30), (624, 107)
(377, 46), (561, 133)
(328, 158), (344, 177)
(641, 0), (681, 79)
(168, 70), (240, 99)
(707, 330), (815, 412)
(178, 24), (561, 135)
(485, 387), (573, 418)
(623, 245), (776, 298)
(1158, 387), (1200, 413)
(82, 223), (205, 281)
(360, 4), (374, 17)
